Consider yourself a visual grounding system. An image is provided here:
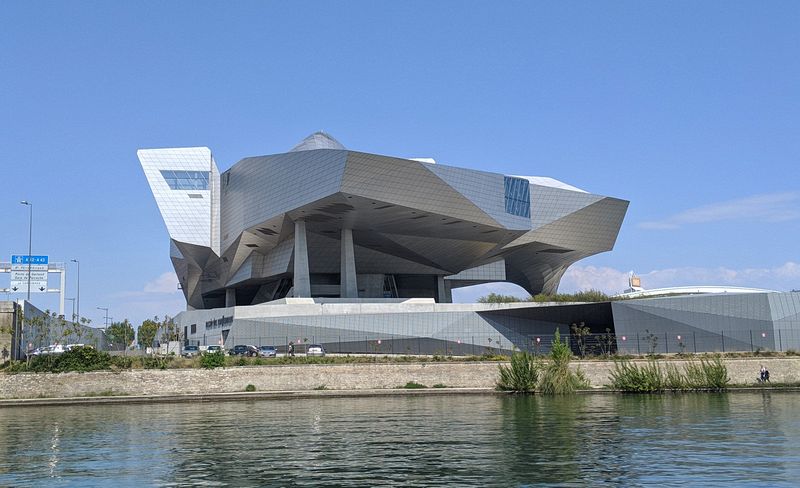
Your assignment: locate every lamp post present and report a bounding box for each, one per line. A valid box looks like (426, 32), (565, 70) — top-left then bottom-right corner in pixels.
(97, 307), (109, 349)
(70, 259), (80, 323)
(67, 298), (76, 323)
(20, 201), (32, 301)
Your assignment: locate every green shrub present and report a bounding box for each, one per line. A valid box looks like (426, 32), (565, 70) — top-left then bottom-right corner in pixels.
(111, 356), (133, 369)
(244, 384), (256, 392)
(142, 355), (173, 370)
(497, 351), (539, 392)
(23, 346), (112, 373)
(402, 381), (427, 389)
(539, 329), (589, 394)
(200, 350), (226, 369)
(664, 364), (686, 390)
(432, 383), (447, 388)
(698, 356), (729, 389)
(610, 360), (664, 392)
(611, 357), (729, 392)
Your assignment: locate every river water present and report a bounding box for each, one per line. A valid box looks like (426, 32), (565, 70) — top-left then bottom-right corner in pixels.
(0, 392), (797, 486)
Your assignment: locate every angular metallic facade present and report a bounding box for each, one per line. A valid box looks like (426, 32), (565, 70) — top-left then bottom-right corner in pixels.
(140, 132), (629, 310)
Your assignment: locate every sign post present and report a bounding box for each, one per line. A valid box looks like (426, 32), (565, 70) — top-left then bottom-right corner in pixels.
(10, 255), (49, 293)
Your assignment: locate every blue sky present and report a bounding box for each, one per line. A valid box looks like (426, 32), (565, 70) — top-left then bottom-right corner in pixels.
(1, 1), (798, 327)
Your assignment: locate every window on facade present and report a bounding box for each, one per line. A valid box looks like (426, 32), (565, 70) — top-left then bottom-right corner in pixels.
(160, 170), (210, 190)
(504, 176), (531, 218)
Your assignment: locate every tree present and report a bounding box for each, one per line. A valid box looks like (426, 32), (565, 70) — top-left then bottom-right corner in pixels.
(158, 315), (180, 344)
(477, 293), (527, 303)
(106, 319), (135, 351)
(137, 318), (159, 349)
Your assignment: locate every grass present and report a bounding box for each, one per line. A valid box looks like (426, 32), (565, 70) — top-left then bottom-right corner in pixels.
(538, 329), (589, 394)
(497, 351), (538, 392)
(401, 381), (428, 389)
(80, 389), (129, 397)
(609, 356), (730, 392)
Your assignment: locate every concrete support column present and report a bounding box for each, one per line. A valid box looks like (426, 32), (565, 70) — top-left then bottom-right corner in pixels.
(58, 268), (66, 317)
(340, 228), (358, 298)
(436, 276), (452, 303)
(225, 289), (236, 307)
(293, 220), (311, 297)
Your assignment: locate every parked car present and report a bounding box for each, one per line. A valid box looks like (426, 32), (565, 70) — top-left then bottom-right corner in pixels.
(40, 344), (66, 356)
(231, 344), (258, 357)
(306, 344), (326, 357)
(205, 345), (223, 354)
(182, 345), (200, 358)
(28, 347), (45, 357)
(258, 345), (277, 358)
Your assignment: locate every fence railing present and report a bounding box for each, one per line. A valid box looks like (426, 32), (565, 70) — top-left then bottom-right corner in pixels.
(185, 328), (800, 357)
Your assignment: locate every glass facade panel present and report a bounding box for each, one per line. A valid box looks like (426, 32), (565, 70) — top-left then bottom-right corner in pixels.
(504, 176), (531, 218)
(161, 170), (210, 190)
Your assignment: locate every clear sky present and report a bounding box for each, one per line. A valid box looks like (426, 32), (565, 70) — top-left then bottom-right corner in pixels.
(1, 1), (798, 328)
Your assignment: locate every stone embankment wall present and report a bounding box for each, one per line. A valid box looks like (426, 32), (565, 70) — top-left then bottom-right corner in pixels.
(1, 358), (799, 400)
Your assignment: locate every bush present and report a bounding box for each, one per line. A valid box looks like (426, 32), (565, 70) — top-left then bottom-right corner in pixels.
(684, 357), (729, 389)
(142, 355), (174, 370)
(402, 381), (427, 389)
(611, 356), (729, 392)
(610, 360), (664, 392)
(111, 356), (134, 369)
(200, 350), (226, 369)
(244, 384), (256, 392)
(539, 329), (589, 394)
(21, 346), (112, 373)
(497, 351), (539, 392)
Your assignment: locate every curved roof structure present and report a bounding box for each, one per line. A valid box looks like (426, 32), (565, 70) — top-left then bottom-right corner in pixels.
(615, 286), (778, 299)
(289, 131), (346, 152)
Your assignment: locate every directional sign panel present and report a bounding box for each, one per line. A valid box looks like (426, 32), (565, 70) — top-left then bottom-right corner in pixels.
(11, 270), (47, 281)
(11, 255), (48, 271)
(9, 280), (48, 293)
(11, 255), (49, 265)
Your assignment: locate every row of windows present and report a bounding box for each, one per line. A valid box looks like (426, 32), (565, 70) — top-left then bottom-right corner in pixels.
(504, 176), (531, 218)
(161, 170), (210, 190)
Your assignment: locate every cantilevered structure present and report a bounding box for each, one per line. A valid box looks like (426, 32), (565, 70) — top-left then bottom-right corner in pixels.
(139, 132), (629, 310)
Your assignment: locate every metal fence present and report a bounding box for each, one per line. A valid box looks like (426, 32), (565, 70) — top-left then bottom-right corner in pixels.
(186, 328), (800, 357)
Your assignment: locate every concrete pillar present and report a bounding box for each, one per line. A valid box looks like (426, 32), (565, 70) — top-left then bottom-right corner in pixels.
(340, 228), (358, 298)
(58, 267), (66, 317)
(293, 220), (311, 297)
(436, 276), (452, 303)
(225, 289), (236, 307)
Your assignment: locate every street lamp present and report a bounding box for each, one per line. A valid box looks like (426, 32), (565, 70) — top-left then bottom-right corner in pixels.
(66, 298), (76, 323)
(20, 201), (32, 301)
(97, 307), (109, 350)
(70, 259), (80, 323)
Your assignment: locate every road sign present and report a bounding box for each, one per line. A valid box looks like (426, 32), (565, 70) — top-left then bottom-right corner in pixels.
(11, 255), (48, 265)
(11, 270), (47, 281)
(11, 255), (48, 271)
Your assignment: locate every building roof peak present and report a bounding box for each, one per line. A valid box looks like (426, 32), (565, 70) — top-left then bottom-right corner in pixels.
(289, 131), (346, 152)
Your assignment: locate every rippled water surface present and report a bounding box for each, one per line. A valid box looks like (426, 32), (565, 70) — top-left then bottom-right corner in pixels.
(1, 392), (799, 486)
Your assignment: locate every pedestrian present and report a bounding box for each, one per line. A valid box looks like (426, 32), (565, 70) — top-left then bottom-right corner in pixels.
(759, 365), (766, 382)
(288, 342), (294, 357)
(1, 346), (8, 364)
(764, 367), (770, 383)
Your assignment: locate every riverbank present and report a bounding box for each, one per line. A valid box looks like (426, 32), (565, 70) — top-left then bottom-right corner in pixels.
(2, 357), (798, 404)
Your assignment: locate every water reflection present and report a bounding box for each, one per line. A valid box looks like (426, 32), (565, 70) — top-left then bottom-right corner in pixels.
(0, 393), (799, 486)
